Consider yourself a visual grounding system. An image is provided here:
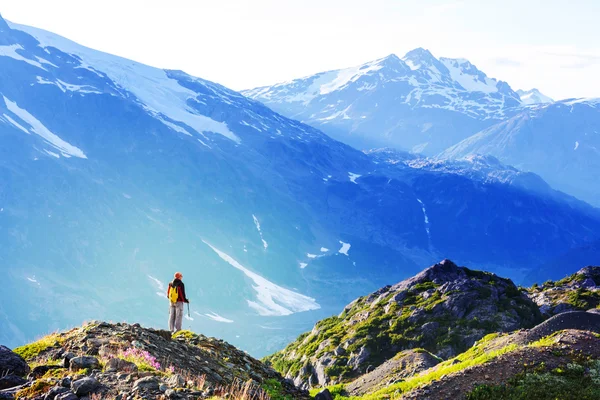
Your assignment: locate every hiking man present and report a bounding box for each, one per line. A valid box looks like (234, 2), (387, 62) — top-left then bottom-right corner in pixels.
(167, 272), (189, 332)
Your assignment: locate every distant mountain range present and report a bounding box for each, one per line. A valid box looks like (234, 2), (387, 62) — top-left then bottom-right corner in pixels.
(243, 48), (524, 155)
(439, 99), (600, 207)
(244, 50), (599, 208)
(1, 16), (599, 357)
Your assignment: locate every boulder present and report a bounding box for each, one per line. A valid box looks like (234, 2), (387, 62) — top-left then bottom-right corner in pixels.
(0, 345), (30, 376)
(69, 356), (100, 371)
(315, 389), (334, 400)
(71, 377), (100, 396)
(44, 386), (70, 400)
(104, 357), (138, 373)
(55, 392), (78, 400)
(132, 376), (160, 391)
(165, 373), (185, 388)
(61, 352), (76, 368)
(0, 374), (27, 390)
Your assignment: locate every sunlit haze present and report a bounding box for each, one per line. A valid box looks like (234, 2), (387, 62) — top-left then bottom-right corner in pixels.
(3, 0), (599, 101)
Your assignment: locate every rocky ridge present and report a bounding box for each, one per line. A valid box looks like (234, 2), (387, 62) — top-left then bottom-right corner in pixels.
(0, 321), (308, 400)
(528, 266), (600, 317)
(266, 260), (542, 388)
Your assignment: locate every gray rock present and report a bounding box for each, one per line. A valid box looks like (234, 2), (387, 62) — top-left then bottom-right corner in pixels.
(71, 377), (100, 396)
(61, 352), (76, 369)
(132, 376), (160, 391)
(44, 386), (70, 400)
(104, 357), (138, 373)
(580, 278), (597, 289)
(0, 374), (27, 390)
(315, 388), (334, 400)
(69, 356), (100, 371)
(165, 373), (185, 388)
(60, 377), (72, 388)
(55, 392), (78, 400)
(0, 345), (30, 376)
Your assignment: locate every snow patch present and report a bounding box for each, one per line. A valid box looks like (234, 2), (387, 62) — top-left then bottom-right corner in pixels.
(348, 172), (361, 184)
(417, 198), (431, 239)
(204, 312), (234, 323)
(3, 96), (87, 159)
(1, 114), (30, 134)
(0, 44), (46, 69)
(338, 241), (351, 256)
(11, 22), (239, 144)
(202, 241), (320, 316)
(252, 215), (268, 249)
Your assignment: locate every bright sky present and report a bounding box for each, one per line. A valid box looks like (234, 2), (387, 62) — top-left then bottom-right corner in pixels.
(2, 0), (599, 100)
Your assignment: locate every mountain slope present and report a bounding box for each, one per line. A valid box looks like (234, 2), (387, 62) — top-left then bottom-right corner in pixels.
(439, 99), (600, 207)
(268, 263), (600, 399)
(243, 49), (522, 155)
(265, 260), (542, 388)
(2, 16), (600, 358)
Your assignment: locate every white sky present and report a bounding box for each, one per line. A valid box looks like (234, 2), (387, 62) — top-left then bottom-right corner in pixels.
(2, 0), (600, 100)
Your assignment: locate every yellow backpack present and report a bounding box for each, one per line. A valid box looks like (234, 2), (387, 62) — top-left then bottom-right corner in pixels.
(168, 285), (179, 303)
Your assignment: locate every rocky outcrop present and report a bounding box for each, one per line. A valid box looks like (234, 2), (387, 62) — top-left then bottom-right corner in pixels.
(0, 321), (309, 399)
(346, 349), (440, 395)
(527, 266), (600, 317)
(266, 260), (542, 388)
(0, 346), (29, 377)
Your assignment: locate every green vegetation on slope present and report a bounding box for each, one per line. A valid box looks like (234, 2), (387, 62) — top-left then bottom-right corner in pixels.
(13, 333), (64, 361)
(266, 262), (541, 386)
(466, 360), (600, 400)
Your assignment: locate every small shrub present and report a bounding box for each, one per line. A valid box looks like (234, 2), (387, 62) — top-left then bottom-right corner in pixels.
(120, 347), (161, 371)
(172, 330), (196, 340)
(15, 380), (53, 399)
(13, 334), (63, 361)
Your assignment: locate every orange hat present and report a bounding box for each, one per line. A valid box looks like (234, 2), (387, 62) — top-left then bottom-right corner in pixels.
(174, 272), (183, 279)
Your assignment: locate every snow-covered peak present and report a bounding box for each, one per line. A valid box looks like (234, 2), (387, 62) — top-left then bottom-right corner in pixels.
(402, 48), (441, 70)
(517, 88), (554, 105)
(439, 57), (501, 94)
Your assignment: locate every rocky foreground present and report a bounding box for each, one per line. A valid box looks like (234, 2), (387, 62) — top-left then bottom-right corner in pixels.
(266, 261), (600, 399)
(2, 261), (600, 399)
(0, 322), (308, 400)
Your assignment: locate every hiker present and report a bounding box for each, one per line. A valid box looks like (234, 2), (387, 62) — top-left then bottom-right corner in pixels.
(167, 272), (189, 332)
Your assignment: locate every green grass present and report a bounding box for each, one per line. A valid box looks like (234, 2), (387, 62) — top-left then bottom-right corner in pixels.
(363, 343), (519, 399)
(309, 384), (348, 400)
(466, 361), (600, 400)
(261, 379), (293, 400)
(13, 333), (63, 361)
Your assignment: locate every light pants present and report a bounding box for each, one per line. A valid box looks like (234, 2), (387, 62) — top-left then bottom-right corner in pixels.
(169, 302), (184, 332)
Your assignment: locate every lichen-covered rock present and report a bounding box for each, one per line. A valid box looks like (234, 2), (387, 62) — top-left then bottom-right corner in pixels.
(527, 266), (600, 317)
(69, 356), (100, 371)
(266, 260), (542, 388)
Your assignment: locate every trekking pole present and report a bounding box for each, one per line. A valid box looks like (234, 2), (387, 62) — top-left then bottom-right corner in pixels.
(187, 302), (190, 318)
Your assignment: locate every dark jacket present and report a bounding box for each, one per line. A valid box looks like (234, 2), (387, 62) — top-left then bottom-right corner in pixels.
(167, 279), (188, 303)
